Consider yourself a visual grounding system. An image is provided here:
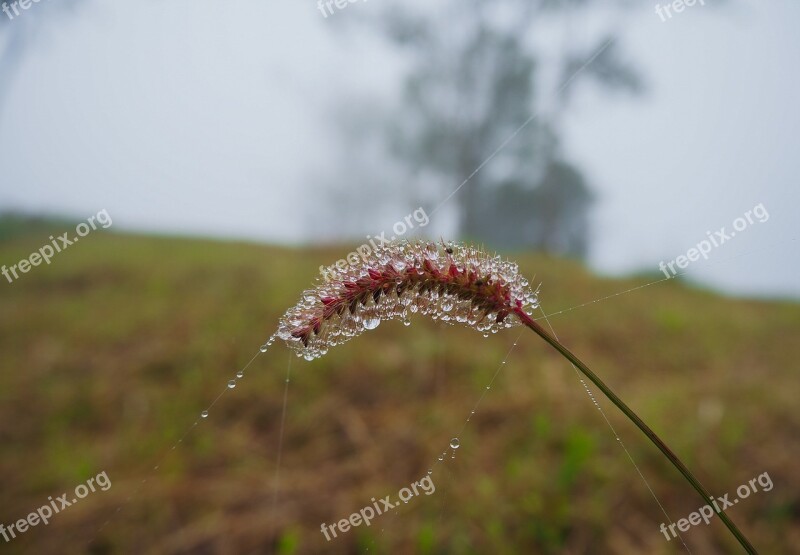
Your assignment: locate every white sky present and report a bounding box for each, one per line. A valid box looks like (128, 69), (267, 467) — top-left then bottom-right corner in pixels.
(0, 0), (798, 298)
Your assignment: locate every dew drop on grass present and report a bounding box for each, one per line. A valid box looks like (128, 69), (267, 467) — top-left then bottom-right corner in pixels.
(450, 438), (460, 449)
(201, 410), (208, 418)
(227, 380), (236, 389)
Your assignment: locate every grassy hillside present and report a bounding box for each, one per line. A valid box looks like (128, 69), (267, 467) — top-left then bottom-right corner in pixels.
(1, 226), (798, 554)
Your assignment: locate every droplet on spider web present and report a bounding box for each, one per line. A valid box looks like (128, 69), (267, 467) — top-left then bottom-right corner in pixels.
(227, 380), (236, 389)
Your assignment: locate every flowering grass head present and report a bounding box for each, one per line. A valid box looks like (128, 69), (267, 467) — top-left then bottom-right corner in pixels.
(277, 240), (539, 360)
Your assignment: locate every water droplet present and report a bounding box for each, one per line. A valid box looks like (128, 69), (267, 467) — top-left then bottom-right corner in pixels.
(427, 469), (432, 475)
(486, 386), (490, 390)
(438, 455), (444, 461)
(228, 380), (236, 389)
(236, 371), (244, 379)
(201, 410), (208, 418)
(403, 320), (411, 326)
(363, 316), (381, 330)
(450, 438), (460, 449)
(260, 344), (268, 353)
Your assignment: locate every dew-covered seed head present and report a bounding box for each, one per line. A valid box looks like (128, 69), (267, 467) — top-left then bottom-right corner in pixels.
(276, 240), (539, 360)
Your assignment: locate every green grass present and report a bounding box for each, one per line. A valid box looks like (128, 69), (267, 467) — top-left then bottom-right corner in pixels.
(0, 225), (798, 554)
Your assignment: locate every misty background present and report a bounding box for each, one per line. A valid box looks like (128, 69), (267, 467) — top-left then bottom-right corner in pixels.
(1, 0), (798, 298)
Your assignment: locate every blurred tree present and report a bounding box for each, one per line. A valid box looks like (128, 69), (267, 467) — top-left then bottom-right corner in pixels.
(0, 0), (86, 117)
(353, 0), (643, 257)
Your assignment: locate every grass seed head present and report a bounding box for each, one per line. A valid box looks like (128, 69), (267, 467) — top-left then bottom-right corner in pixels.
(277, 240), (539, 360)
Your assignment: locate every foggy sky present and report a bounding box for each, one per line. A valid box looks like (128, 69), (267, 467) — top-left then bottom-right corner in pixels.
(0, 0), (798, 298)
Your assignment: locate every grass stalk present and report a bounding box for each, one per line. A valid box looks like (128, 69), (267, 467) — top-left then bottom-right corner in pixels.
(513, 307), (757, 555)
